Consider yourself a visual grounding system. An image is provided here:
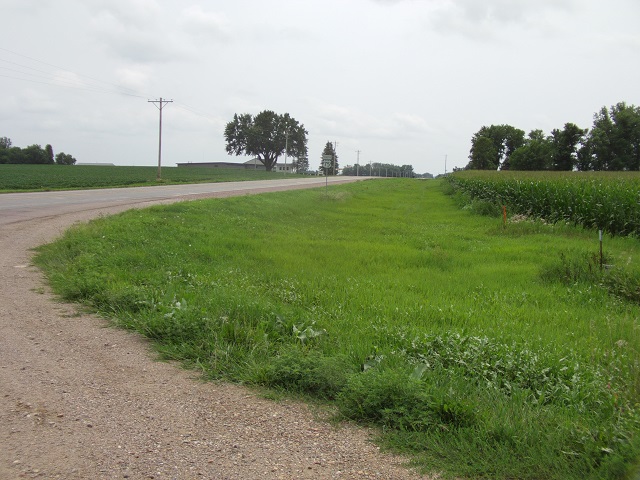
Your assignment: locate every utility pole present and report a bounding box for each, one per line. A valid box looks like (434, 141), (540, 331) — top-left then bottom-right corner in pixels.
(148, 97), (173, 180)
(356, 150), (361, 176)
(444, 154), (448, 175)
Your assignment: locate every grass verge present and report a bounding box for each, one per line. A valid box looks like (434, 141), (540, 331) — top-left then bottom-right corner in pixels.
(34, 179), (640, 479)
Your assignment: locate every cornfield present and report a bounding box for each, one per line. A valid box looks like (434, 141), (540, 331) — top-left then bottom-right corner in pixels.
(446, 171), (640, 237)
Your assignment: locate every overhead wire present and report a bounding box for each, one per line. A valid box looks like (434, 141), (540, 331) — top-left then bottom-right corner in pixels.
(0, 65), (143, 97)
(0, 46), (222, 123)
(173, 102), (220, 122)
(0, 47), (148, 98)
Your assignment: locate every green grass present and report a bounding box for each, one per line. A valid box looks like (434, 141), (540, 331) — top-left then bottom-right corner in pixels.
(34, 179), (640, 479)
(0, 164), (297, 192)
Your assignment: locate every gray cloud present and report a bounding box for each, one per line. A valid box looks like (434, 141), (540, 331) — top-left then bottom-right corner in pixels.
(86, 0), (192, 63)
(180, 6), (232, 42)
(427, 0), (577, 39)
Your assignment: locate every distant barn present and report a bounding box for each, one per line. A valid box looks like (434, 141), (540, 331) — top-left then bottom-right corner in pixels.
(176, 159), (293, 172)
(176, 159), (266, 170)
(76, 163), (116, 166)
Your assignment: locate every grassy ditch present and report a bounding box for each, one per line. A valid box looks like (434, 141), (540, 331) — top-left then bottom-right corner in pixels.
(34, 179), (640, 479)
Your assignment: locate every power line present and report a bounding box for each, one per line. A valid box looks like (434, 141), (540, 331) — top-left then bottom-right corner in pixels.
(0, 65), (144, 97)
(0, 47), (147, 98)
(0, 47), (222, 135)
(173, 102), (219, 122)
(148, 98), (173, 180)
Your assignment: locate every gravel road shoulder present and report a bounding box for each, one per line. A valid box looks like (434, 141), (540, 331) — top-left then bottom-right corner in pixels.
(0, 186), (434, 480)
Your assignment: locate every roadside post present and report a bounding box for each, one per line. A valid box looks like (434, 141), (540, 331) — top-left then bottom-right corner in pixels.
(599, 230), (603, 271)
(322, 154), (333, 194)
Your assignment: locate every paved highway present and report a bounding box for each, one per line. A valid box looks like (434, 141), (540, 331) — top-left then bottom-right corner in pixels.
(0, 176), (367, 226)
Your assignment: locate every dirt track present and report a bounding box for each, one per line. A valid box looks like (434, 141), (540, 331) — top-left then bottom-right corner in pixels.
(0, 180), (430, 479)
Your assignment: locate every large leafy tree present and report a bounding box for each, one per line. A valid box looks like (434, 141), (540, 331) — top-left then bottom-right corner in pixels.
(550, 122), (586, 171)
(510, 130), (553, 171)
(55, 152), (77, 165)
(581, 102), (640, 171)
(466, 124), (525, 170)
(320, 142), (338, 175)
(0, 147), (25, 164)
(467, 136), (498, 170)
(224, 110), (308, 172)
(22, 144), (50, 164)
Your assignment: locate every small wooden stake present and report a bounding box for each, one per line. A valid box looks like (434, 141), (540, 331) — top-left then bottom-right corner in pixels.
(599, 230), (603, 271)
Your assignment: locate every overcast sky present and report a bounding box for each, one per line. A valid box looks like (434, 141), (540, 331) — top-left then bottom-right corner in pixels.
(1, 0), (639, 175)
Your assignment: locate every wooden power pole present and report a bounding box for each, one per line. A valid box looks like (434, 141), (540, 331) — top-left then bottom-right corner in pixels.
(148, 97), (173, 180)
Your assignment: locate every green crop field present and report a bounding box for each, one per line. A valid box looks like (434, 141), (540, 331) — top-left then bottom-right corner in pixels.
(34, 179), (640, 479)
(0, 164), (295, 192)
(446, 170), (640, 237)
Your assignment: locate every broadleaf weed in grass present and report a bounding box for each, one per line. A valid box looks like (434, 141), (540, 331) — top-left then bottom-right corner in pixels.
(542, 248), (640, 306)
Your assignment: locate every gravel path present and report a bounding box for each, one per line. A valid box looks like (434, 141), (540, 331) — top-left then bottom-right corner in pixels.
(0, 183), (432, 480)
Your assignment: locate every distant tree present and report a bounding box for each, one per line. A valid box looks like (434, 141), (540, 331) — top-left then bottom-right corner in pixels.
(224, 110), (308, 172)
(582, 102), (640, 171)
(22, 144), (49, 164)
(320, 142), (338, 175)
(45, 144), (54, 164)
(576, 141), (593, 172)
(582, 106), (614, 171)
(55, 152), (77, 165)
(610, 102), (640, 170)
(510, 130), (553, 171)
(466, 136), (498, 170)
(466, 125), (525, 170)
(292, 155), (309, 173)
(340, 164), (356, 176)
(341, 162), (413, 177)
(3, 147), (25, 164)
(0, 138), (79, 165)
(550, 122), (587, 171)
(400, 164), (414, 177)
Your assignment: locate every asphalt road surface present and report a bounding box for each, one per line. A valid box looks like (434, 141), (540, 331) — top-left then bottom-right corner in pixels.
(0, 176), (367, 226)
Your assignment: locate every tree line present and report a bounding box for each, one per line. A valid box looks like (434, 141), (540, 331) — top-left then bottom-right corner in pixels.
(0, 137), (77, 165)
(224, 110), (416, 176)
(465, 102), (640, 171)
(341, 160), (415, 177)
